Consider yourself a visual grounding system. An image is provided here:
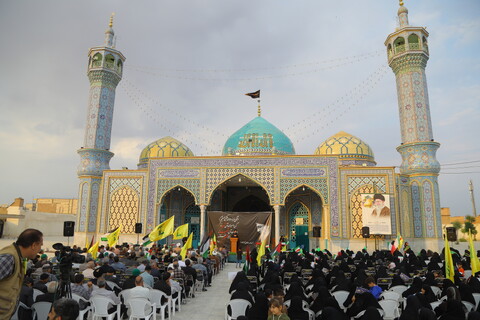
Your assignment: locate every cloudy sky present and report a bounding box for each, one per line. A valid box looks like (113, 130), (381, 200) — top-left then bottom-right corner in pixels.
(0, 1), (479, 217)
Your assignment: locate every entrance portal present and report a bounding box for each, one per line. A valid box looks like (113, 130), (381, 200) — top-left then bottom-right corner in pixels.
(289, 202), (309, 251)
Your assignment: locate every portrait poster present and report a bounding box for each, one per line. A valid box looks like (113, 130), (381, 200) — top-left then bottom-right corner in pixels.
(360, 193), (392, 235)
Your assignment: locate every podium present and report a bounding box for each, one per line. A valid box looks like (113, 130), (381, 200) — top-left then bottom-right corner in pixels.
(230, 237), (238, 253)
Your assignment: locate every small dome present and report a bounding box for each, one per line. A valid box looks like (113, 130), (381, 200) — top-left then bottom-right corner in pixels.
(139, 136), (194, 166)
(222, 116), (295, 156)
(398, 5), (408, 15)
(314, 131), (375, 165)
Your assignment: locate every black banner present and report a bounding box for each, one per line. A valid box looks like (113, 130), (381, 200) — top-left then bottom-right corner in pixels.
(208, 211), (271, 250)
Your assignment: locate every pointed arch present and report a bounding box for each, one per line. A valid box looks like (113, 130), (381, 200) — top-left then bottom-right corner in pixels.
(206, 173), (272, 205)
(282, 183), (326, 205)
(286, 201), (311, 250)
(158, 184), (199, 205)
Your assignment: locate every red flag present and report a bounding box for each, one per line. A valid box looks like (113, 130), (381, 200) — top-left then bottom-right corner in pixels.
(274, 242), (282, 254)
(390, 240), (397, 254)
(245, 245), (251, 263)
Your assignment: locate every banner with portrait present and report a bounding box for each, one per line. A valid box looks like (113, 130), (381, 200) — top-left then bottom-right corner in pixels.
(360, 193), (392, 235)
(208, 211), (271, 249)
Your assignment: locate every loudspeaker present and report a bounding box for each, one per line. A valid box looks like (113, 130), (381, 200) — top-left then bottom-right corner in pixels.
(312, 226), (321, 237)
(63, 221), (75, 237)
(446, 227), (457, 242)
(362, 226), (370, 238)
(135, 223), (143, 234)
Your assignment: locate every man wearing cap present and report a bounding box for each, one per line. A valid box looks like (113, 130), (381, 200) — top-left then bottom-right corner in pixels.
(371, 194), (390, 217)
(122, 269), (140, 290)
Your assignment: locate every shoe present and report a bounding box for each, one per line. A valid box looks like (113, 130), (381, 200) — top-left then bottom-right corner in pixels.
(202, 288), (207, 291)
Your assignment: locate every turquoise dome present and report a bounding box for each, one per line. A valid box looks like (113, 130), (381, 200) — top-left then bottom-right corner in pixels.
(222, 116), (295, 156)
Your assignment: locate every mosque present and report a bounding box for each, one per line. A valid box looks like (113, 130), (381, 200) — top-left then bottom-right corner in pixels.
(74, 2), (442, 252)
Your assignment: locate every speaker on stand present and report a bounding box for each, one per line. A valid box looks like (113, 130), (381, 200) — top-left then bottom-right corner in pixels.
(135, 223), (142, 244)
(362, 226), (370, 251)
(446, 227), (457, 242)
(63, 221), (75, 246)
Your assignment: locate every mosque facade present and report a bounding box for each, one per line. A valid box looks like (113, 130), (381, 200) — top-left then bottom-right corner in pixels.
(74, 3), (442, 251)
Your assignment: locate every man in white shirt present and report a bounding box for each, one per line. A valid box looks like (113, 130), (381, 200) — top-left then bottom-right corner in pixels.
(129, 276), (151, 300)
(82, 261), (96, 279)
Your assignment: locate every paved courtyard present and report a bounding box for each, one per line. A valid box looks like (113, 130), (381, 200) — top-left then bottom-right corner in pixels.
(173, 262), (238, 320)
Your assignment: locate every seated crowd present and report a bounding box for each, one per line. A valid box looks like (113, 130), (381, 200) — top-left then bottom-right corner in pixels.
(17, 242), (228, 319)
(228, 246), (480, 320)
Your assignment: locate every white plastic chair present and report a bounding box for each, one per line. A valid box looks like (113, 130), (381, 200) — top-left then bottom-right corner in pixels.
(32, 301), (52, 320)
(430, 300), (442, 310)
(464, 270), (472, 279)
(431, 286), (441, 298)
(119, 288), (133, 303)
(127, 298), (156, 320)
(381, 290), (401, 303)
(106, 280), (121, 291)
(305, 307), (315, 320)
(33, 288), (43, 302)
(225, 299), (251, 320)
(379, 299), (400, 320)
(473, 293), (480, 309)
(389, 285), (408, 296)
(149, 289), (170, 320)
(90, 296), (121, 320)
(168, 294), (180, 316)
(332, 290), (350, 311)
(11, 301), (30, 320)
(72, 293), (91, 320)
(462, 300), (475, 313)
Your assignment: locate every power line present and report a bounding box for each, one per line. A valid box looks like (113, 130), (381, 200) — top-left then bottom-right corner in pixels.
(441, 160), (480, 166)
(441, 165), (480, 170)
(124, 49), (384, 73)
(441, 172), (480, 175)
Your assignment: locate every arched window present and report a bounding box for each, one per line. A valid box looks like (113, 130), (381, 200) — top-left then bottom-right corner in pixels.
(422, 36), (429, 54)
(408, 33), (420, 50)
(92, 53), (102, 68)
(184, 203), (200, 247)
(387, 43), (393, 58)
(105, 54), (115, 69)
(394, 37), (406, 54)
(117, 60), (123, 73)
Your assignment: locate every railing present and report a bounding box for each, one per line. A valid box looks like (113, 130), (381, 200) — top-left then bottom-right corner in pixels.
(105, 61), (114, 69)
(92, 60), (102, 68)
(409, 43), (420, 50)
(395, 44), (406, 54)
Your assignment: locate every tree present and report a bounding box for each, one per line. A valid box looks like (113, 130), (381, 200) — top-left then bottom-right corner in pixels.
(461, 215), (477, 240)
(452, 221), (462, 243)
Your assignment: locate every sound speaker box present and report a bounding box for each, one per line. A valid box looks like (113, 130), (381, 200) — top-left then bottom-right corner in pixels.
(446, 227), (457, 242)
(312, 226), (321, 237)
(63, 221), (75, 237)
(135, 223), (143, 234)
(362, 226), (370, 238)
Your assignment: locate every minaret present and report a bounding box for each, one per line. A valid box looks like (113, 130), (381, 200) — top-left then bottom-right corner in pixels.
(385, 1), (441, 239)
(76, 15), (126, 235)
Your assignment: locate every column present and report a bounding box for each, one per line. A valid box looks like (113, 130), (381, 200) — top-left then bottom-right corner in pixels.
(200, 205), (207, 241)
(273, 205), (282, 245)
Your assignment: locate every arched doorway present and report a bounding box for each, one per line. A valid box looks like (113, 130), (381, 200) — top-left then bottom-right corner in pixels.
(284, 186), (323, 252)
(288, 202), (309, 251)
(184, 203), (200, 247)
(158, 186), (198, 246)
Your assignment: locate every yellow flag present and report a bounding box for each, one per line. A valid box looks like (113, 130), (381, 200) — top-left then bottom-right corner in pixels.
(469, 230), (480, 274)
(149, 216), (175, 242)
(173, 223), (189, 240)
(444, 230), (455, 282)
(180, 232), (193, 260)
(106, 227), (121, 247)
(88, 241), (99, 258)
(257, 238), (267, 266)
(210, 233), (217, 253)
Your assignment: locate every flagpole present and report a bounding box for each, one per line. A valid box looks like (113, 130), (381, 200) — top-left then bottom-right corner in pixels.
(257, 99), (261, 116)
